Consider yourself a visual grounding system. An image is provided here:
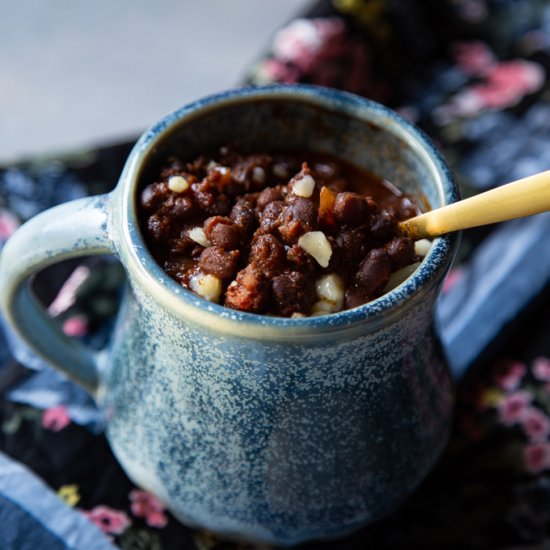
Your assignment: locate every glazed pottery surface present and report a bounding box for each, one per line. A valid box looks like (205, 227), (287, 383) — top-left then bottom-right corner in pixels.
(0, 85), (460, 546)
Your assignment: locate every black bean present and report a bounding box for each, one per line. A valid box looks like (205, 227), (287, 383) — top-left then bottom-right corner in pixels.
(230, 199), (257, 236)
(146, 214), (171, 242)
(355, 248), (391, 297)
(140, 183), (166, 211)
(199, 246), (240, 279)
(257, 186), (283, 211)
(336, 228), (369, 266)
(170, 196), (196, 220)
(370, 212), (397, 240)
(333, 192), (370, 226)
(204, 216), (241, 250)
(385, 237), (416, 270)
(271, 271), (315, 316)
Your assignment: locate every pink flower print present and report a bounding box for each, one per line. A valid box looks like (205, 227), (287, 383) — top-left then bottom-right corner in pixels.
(497, 391), (531, 425)
(82, 505), (131, 536)
(272, 17), (347, 73)
(62, 315), (89, 337)
(435, 46), (544, 123)
(521, 407), (550, 442)
(0, 209), (20, 241)
(42, 405), (71, 432)
(454, 41), (495, 76)
(524, 442), (550, 474)
(494, 360), (527, 391)
(473, 60), (544, 110)
(252, 15), (386, 101)
(533, 357), (550, 382)
(129, 489), (168, 528)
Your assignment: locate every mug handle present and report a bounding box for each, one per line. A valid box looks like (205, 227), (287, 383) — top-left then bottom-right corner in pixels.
(0, 194), (115, 395)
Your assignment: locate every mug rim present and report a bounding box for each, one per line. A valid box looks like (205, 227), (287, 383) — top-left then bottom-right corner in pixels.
(115, 84), (460, 339)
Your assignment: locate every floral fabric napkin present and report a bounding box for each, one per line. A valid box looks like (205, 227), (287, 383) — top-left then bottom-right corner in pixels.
(3, 0), (550, 548)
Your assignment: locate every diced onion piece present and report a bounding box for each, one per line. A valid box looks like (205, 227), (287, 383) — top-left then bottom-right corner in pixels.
(414, 239), (432, 257)
(252, 166), (266, 184)
(315, 273), (344, 310)
(168, 175), (189, 193)
(311, 299), (340, 316)
(293, 174), (316, 198)
(382, 262), (421, 294)
(189, 273), (222, 302)
(319, 186), (337, 223)
(298, 231), (332, 268)
(188, 227), (211, 247)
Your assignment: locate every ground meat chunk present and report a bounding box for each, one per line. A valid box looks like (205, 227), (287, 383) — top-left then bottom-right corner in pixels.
(286, 243), (318, 272)
(271, 271), (316, 316)
(258, 200), (285, 234)
(168, 231), (195, 255)
(249, 234), (286, 277)
(278, 197), (317, 243)
(199, 246), (240, 279)
(191, 181), (215, 211)
(225, 265), (269, 313)
(191, 182), (231, 216)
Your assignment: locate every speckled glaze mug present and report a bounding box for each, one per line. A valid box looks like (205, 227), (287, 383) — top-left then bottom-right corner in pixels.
(0, 85), (460, 546)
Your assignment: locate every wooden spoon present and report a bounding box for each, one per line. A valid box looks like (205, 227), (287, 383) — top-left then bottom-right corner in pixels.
(399, 170), (550, 240)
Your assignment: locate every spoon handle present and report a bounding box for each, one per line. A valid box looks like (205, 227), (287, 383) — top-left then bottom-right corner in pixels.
(399, 170), (550, 239)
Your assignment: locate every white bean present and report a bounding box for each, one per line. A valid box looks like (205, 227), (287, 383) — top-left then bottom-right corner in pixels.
(298, 231), (332, 268)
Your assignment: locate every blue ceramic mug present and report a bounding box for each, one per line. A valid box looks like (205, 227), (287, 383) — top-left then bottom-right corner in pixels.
(0, 85), (460, 546)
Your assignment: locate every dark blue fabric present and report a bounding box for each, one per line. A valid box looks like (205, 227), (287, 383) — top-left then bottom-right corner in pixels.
(0, 493), (67, 550)
(437, 212), (550, 377)
(0, 452), (116, 550)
